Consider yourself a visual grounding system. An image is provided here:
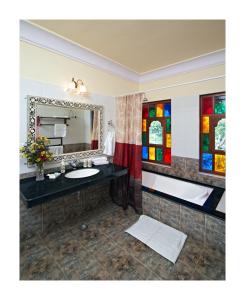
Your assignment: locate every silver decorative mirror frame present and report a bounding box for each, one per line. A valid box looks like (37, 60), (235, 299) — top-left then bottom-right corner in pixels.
(27, 95), (104, 162)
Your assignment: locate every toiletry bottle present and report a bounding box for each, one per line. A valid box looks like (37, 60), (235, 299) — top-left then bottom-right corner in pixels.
(83, 159), (88, 168)
(61, 159), (66, 173)
(88, 159), (92, 167)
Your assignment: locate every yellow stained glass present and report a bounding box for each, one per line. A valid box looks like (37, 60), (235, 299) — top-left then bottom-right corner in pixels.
(166, 134), (171, 148)
(202, 116), (209, 133)
(156, 104), (163, 117)
(142, 119), (147, 132)
(149, 147), (155, 160)
(215, 154), (225, 173)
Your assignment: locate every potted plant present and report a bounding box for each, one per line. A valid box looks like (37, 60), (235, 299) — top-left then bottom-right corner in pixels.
(20, 135), (53, 181)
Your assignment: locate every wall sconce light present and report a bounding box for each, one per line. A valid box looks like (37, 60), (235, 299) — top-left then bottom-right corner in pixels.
(66, 78), (87, 95)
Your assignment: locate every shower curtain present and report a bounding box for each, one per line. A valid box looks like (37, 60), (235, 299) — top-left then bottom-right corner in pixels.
(113, 93), (144, 213)
(91, 111), (99, 149)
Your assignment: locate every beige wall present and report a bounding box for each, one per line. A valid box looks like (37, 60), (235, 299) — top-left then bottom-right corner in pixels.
(141, 64), (225, 101)
(140, 64), (225, 160)
(20, 40), (225, 161)
(20, 41), (138, 97)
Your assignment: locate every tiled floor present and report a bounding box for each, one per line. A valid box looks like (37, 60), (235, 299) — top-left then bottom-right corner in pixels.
(20, 201), (225, 280)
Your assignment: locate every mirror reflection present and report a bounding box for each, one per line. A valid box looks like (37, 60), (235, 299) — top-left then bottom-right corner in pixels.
(36, 104), (100, 155)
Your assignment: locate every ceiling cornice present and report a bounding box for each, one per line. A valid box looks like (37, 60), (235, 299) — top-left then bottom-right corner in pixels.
(20, 20), (225, 84)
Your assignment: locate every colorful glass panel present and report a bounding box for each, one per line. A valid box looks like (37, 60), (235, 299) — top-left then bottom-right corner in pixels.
(164, 103), (171, 117)
(202, 96), (213, 114)
(149, 147), (155, 160)
(215, 154), (225, 173)
(142, 132), (147, 145)
(142, 146), (148, 160)
(166, 118), (171, 133)
(215, 118), (225, 151)
(166, 134), (171, 148)
(202, 153), (213, 171)
(156, 148), (163, 161)
(142, 119), (147, 132)
(202, 134), (210, 152)
(215, 96), (225, 114)
(156, 103), (163, 117)
(143, 105), (148, 118)
(164, 148), (171, 164)
(149, 105), (156, 117)
(202, 116), (209, 133)
(149, 121), (163, 145)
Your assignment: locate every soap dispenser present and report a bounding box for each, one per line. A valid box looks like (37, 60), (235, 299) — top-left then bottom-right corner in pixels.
(60, 158), (66, 173)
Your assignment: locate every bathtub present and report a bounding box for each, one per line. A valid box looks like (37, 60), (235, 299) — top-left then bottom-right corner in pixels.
(142, 171), (213, 206)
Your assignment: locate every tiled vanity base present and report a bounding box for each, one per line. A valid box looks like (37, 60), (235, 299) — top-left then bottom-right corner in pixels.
(20, 182), (110, 240)
(142, 191), (225, 253)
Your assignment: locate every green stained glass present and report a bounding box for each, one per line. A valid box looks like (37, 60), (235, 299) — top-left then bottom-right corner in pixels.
(149, 105), (156, 117)
(149, 121), (163, 145)
(215, 96), (225, 114)
(166, 118), (171, 133)
(156, 148), (163, 161)
(142, 132), (147, 145)
(202, 134), (210, 152)
(215, 118), (226, 151)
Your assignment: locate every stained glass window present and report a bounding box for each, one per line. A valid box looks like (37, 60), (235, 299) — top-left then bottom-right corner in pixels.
(142, 146), (148, 160)
(215, 118), (225, 151)
(200, 93), (225, 175)
(142, 100), (171, 165)
(149, 121), (163, 145)
(149, 147), (155, 160)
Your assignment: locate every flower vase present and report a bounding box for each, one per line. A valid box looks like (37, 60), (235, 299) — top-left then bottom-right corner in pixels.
(36, 164), (44, 181)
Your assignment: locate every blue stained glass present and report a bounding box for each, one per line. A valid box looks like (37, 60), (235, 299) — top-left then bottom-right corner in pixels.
(202, 153), (213, 171)
(164, 103), (171, 117)
(142, 146), (148, 160)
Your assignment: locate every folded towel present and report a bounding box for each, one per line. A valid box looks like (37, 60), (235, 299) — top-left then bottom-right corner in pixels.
(49, 146), (63, 155)
(54, 124), (66, 138)
(92, 156), (108, 162)
(93, 161), (109, 166)
(92, 156), (108, 165)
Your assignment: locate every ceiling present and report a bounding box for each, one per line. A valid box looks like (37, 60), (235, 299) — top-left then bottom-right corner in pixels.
(30, 20), (225, 74)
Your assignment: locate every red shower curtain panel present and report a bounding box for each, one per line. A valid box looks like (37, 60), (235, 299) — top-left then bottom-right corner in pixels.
(113, 93), (144, 213)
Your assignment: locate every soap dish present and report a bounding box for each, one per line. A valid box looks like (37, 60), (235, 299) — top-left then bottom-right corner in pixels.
(47, 172), (61, 180)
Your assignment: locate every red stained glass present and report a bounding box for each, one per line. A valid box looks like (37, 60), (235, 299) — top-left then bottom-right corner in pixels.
(143, 105), (148, 118)
(164, 148), (171, 164)
(202, 96), (213, 114)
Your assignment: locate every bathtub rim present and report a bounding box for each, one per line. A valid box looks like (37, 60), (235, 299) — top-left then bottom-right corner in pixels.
(142, 169), (225, 220)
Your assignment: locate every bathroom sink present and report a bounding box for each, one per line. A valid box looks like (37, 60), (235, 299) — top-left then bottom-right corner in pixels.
(65, 168), (100, 179)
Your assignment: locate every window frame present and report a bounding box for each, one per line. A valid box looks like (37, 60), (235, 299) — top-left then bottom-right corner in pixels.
(199, 91), (226, 176)
(142, 99), (171, 165)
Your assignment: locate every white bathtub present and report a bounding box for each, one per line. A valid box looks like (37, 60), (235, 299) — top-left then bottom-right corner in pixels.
(142, 171), (213, 206)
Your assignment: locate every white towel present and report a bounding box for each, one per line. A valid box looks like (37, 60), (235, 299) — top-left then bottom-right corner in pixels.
(49, 146), (63, 155)
(126, 215), (187, 264)
(54, 124), (66, 137)
(92, 156), (108, 165)
(103, 130), (115, 156)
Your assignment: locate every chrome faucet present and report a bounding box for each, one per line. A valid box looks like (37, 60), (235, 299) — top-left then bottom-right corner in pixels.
(69, 159), (78, 169)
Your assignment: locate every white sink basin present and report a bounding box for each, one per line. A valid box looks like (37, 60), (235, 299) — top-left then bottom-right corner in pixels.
(65, 168), (100, 179)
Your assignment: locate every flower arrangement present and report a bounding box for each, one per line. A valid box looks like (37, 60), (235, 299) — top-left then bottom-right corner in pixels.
(20, 135), (53, 167)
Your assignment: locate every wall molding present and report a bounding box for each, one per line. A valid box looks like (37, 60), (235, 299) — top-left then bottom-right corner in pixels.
(20, 20), (225, 84)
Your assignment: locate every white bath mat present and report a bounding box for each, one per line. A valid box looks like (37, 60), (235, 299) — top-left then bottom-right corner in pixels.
(125, 215), (187, 264)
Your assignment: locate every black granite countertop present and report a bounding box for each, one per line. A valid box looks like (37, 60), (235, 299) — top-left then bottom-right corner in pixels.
(20, 163), (128, 208)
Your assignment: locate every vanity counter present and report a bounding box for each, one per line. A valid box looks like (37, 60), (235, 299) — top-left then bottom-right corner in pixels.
(20, 163), (128, 208)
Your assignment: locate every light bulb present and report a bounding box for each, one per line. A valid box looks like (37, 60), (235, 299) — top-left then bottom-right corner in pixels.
(79, 84), (87, 93)
(68, 81), (75, 90)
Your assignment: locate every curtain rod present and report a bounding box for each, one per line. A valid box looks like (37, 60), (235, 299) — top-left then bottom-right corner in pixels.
(115, 75), (225, 98)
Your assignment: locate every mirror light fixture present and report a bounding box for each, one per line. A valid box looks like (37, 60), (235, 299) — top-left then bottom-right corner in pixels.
(66, 78), (87, 95)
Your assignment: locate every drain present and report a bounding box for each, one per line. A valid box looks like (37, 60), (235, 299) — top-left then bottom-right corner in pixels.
(80, 224), (88, 230)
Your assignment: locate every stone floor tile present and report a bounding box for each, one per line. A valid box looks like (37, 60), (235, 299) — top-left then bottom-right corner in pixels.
(20, 200), (225, 280)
